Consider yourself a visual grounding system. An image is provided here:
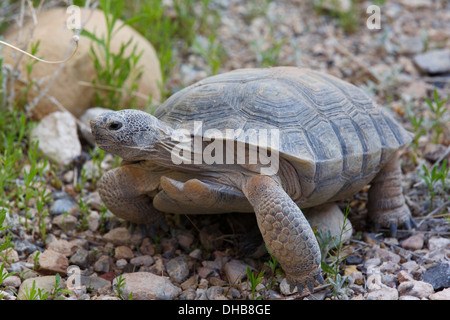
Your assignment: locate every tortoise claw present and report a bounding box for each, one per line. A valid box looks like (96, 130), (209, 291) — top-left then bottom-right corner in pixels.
(307, 280), (315, 293)
(287, 269), (324, 295)
(410, 217), (418, 228)
(404, 219), (412, 231)
(297, 284), (304, 295)
(315, 273), (325, 284)
(389, 222), (398, 237)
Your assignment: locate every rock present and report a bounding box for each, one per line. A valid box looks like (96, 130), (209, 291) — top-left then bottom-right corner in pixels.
(0, 290), (16, 300)
(47, 239), (79, 257)
(401, 234), (424, 251)
(148, 256), (165, 275)
(364, 258), (381, 269)
(103, 227), (131, 245)
(344, 255), (363, 265)
(380, 261), (400, 274)
(87, 211), (100, 232)
(130, 255), (154, 267)
(429, 288), (450, 300)
(427, 236), (450, 251)
(140, 238), (155, 256)
(3, 8), (162, 120)
(367, 287), (399, 300)
(279, 277), (297, 295)
(161, 237), (178, 257)
(2, 275), (21, 288)
(53, 214), (78, 231)
(224, 260), (249, 284)
(0, 249), (19, 263)
(38, 249), (69, 275)
(14, 240), (42, 257)
(399, 295), (420, 300)
(30, 111), (81, 167)
(180, 289), (197, 300)
(82, 192), (103, 211)
(50, 198), (78, 216)
(206, 286), (227, 300)
(373, 248), (401, 264)
(198, 266), (214, 279)
(423, 143), (448, 163)
(177, 231), (195, 251)
(398, 280), (434, 299)
(114, 246), (134, 260)
(18, 276), (65, 300)
(80, 275), (111, 292)
(94, 255), (113, 273)
(401, 260), (423, 275)
(114, 272), (181, 300)
(115, 259), (127, 269)
(166, 256), (190, 283)
(189, 248), (203, 260)
(413, 49), (450, 74)
(69, 248), (90, 268)
(344, 265), (364, 285)
(304, 203), (353, 246)
(397, 270), (414, 283)
(422, 263), (450, 291)
(396, 35), (424, 55)
(398, 0), (431, 8)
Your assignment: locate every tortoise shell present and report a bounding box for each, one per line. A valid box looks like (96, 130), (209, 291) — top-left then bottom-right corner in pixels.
(153, 67), (412, 207)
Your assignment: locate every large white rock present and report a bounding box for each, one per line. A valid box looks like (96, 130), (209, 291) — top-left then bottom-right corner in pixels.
(3, 8), (162, 120)
(31, 111), (81, 167)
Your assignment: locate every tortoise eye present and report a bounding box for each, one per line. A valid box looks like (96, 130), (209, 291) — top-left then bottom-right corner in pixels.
(108, 121), (123, 131)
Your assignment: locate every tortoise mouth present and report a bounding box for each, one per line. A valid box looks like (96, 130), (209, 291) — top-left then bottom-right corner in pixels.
(90, 120), (117, 148)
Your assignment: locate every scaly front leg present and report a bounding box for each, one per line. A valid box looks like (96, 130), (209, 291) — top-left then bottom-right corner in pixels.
(242, 175), (324, 294)
(98, 162), (165, 226)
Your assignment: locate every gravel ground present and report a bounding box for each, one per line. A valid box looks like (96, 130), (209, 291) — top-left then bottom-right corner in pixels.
(1, 0), (449, 300)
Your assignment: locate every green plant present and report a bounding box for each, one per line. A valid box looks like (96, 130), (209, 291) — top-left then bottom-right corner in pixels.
(77, 197), (90, 231)
(193, 33), (225, 76)
(20, 40), (40, 107)
(114, 275), (133, 300)
(243, 0), (272, 22)
(246, 266), (265, 300)
(81, 0), (145, 109)
(0, 261), (15, 286)
(32, 251), (40, 271)
(425, 89), (449, 144)
(313, 0), (360, 34)
(130, 0), (177, 100)
(263, 245), (282, 290)
(251, 25), (285, 67)
(407, 113), (426, 152)
(49, 273), (71, 300)
(16, 140), (52, 239)
(0, 207), (12, 253)
(316, 203), (351, 299)
(20, 280), (49, 300)
(419, 159), (449, 210)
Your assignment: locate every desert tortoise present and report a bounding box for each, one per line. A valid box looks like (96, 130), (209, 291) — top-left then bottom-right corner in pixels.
(90, 67), (414, 294)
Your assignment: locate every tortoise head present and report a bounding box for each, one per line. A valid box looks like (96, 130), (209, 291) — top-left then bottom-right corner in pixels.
(90, 109), (171, 161)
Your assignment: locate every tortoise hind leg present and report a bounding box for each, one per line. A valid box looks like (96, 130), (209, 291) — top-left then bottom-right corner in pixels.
(367, 151), (416, 236)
